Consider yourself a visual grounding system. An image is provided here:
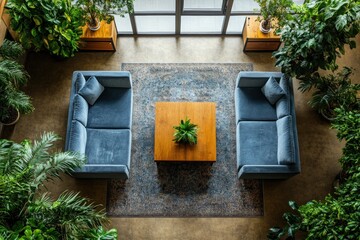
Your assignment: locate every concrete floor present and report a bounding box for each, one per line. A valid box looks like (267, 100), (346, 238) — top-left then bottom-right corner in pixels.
(11, 36), (360, 240)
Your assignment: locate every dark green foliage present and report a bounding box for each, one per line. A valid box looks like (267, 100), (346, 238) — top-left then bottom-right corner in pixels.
(300, 67), (360, 119)
(298, 173), (360, 239)
(0, 132), (118, 239)
(332, 108), (360, 177)
(7, 0), (84, 58)
(268, 201), (304, 240)
(268, 108), (360, 239)
(173, 117), (198, 145)
(0, 40), (33, 123)
(274, 0), (360, 79)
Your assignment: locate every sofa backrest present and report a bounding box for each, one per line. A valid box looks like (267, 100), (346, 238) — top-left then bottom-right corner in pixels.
(76, 71), (132, 89)
(236, 71), (284, 88)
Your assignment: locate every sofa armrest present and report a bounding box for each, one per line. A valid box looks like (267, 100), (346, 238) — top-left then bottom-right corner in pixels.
(236, 71), (284, 88)
(238, 165), (300, 179)
(71, 164), (130, 179)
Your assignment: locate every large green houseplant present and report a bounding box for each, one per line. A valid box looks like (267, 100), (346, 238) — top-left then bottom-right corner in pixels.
(76, 0), (134, 31)
(0, 132), (118, 239)
(301, 67), (360, 120)
(0, 39), (33, 125)
(268, 108), (360, 239)
(7, 0), (84, 58)
(273, 0), (360, 80)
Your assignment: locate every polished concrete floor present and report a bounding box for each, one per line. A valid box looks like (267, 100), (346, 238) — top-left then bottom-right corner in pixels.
(11, 36), (360, 240)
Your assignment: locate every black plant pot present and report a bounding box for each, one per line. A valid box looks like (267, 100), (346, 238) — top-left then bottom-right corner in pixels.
(0, 108), (20, 139)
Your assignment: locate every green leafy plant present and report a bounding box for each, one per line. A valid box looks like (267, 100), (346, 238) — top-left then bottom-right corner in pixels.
(300, 67), (360, 120)
(274, 0), (360, 80)
(173, 117), (198, 145)
(268, 108), (360, 239)
(0, 132), (118, 239)
(7, 0), (84, 58)
(254, 0), (294, 32)
(76, 0), (134, 30)
(268, 201), (304, 240)
(0, 39), (33, 124)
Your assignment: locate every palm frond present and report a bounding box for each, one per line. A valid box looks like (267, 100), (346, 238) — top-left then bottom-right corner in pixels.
(0, 39), (24, 60)
(27, 191), (107, 238)
(24, 132), (60, 166)
(0, 59), (29, 87)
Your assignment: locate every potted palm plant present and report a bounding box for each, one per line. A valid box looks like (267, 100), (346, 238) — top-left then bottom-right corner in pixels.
(173, 117), (198, 145)
(0, 132), (118, 239)
(0, 39), (33, 131)
(300, 67), (360, 121)
(254, 0), (293, 33)
(76, 0), (134, 31)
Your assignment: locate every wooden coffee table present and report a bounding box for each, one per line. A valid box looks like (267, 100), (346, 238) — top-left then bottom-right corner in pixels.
(154, 102), (216, 162)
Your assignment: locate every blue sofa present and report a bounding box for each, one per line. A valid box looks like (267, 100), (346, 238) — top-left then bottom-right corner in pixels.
(65, 71), (133, 179)
(235, 71), (300, 179)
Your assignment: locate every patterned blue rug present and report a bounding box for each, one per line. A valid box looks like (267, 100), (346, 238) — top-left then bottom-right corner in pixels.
(107, 63), (263, 217)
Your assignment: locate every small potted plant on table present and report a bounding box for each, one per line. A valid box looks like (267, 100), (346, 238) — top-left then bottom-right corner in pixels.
(76, 0), (134, 31)
(254, 0), (293, 33)
(173, 117), (198, 145)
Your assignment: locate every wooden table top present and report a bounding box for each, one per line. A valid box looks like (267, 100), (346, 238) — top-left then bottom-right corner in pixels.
(154, 102), (216, 162)
(244, 16), (280, 41)
(80, 20), (114, 41)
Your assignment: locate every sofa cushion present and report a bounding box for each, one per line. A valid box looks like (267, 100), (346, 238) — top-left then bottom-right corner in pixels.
(68, 120), (87, 154)
(85, 128), (131, 166)
(276, 76), (291, 119)
(261, 76), (285, 105)
(79, 76), (104, 105)
(72, 94), (88, 126)
(276, 116), (295, 164)
(235, 88), (277, 121)
(87, 88), (132, 129)
(75, 73), (86, 93)
(236, 121), (278, 169)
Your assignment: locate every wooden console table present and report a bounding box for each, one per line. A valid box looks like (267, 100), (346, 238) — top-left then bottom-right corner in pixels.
(79, 20), (117, 51)
(154, 102), (216, 162)
(242, 16), (281, 52)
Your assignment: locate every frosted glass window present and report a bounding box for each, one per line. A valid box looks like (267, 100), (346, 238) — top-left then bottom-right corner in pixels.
(136, 16), (175, 33)
(183, 0), (223, 10)
(114, 14), (132, 34)
(134, 0), (175, 12)
(232, 0), (260, 12)
(227, 16), (246, 34)
(181, 16), (224, 33)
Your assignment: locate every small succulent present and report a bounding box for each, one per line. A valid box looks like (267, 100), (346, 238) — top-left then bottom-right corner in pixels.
(173, 117), (198, 145)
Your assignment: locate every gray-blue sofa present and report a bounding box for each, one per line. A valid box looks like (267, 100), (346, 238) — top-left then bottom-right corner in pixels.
(65, 71), (133, 179)
(235, 71), (300, 179)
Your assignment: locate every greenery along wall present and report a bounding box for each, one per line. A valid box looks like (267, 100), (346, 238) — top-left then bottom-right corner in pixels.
(0, 133), (118, 239)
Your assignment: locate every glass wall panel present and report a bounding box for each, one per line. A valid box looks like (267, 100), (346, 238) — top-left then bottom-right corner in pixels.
(227, 16), (246, 34)
(114, 14), (132, 34)
(232, 0), (259, 12)
(183, 0), (223, 10)
(134, 0), (175, 12)
(181, 16), (224, 33)
(136, 16), (175, 34)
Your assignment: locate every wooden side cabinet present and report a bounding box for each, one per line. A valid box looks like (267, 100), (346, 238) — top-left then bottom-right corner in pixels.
(242, 16), (281, 52)
(79, 20), (117, 51)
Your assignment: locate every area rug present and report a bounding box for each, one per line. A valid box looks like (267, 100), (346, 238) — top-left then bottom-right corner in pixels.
(107, 63), (263, 217)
